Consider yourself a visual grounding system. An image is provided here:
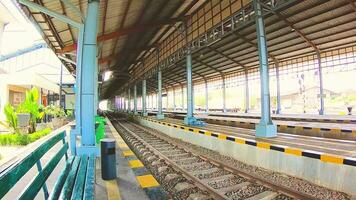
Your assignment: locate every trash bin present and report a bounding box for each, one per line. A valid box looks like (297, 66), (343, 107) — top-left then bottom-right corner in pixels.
(101, 139), (117, 180)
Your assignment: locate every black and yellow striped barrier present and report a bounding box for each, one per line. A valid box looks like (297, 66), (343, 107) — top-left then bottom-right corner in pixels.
(142, 117), (356, 167)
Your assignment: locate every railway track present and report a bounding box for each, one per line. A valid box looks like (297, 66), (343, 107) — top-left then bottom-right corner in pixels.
(111, 117), (316, 200)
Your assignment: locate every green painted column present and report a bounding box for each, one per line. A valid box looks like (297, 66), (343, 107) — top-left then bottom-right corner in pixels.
(134, 84), (138, 114)
(157, 70), (164, 119)
(142, 79), (148, 116)
(254, 0), (277, 137)
(128, 88), (131, 113)
(222, 75), (226, 113)
(244, 70), (249, 113)
(184, 48), (199, 125)
(156, 48), (164, 117)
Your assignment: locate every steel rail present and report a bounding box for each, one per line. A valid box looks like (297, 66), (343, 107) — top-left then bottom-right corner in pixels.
(122, 119), (317, 200)
(115, 120), (226, 200)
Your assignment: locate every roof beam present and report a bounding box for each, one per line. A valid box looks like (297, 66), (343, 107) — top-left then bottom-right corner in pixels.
(57, 17), (183, 53)
(207, 47), (247, 69)
(260, 3), (319, 53)
(109, 0), (132, 66)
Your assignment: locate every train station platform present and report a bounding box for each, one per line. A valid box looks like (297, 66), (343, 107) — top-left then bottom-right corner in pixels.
(95, 119), (168, 200)
(146, 110), (356, 124)
(145, 111), (356, 140)
(135, 115), (356, 196)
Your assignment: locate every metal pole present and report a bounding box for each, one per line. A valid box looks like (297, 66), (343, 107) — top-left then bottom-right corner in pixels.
(205, 79), (209, 113)
(222, 75), (226, 113)
(123, 94), (126, 111)
(79, 0), (100, 152)
(181, 85), (184, 111)
(244, 70), (249, 113)
(254, 0), (276, 137)
(128, 88), (131, 113)
(184, 48), (198, 125)
(157, 70), (164, 119)
(166, 88), (169, 111)
(173, 87), (176, 111)
(134, 84), (138, 114)
(275, 62), (281, 114)
(142, 79), (147, 116)
(317, 53), (324, 115)
(59, 64), (63, 108)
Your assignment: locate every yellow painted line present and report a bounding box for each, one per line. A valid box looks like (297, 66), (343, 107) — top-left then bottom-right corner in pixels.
(205, 131), (212, 136)
(311, 127), (320, 133)
(285, 148), (302, 156)
(295, 126), (303, 132)
(218, 134), (227, 140)
(321, 155), (343, 164)
(136, 175), (160, 188)
(257, 142), (270, 149)
(193, 129), (200, 134)
(330, 129), (341, 134)
(129, 160), (144, 168)
(105, 180), (121, 200)
(122, 150), (135, 157)
(279, 125), (288, 131)
(235, 138), (246, 144)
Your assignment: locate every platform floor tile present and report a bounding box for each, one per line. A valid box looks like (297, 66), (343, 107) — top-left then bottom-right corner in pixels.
(136, 175), (160, 188)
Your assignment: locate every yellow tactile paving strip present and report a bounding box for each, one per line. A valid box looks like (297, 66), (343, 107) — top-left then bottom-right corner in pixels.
(136, 175), (160, 188)
(107, 119), (161, 190)
(129, 160), (144, 168)
(122, 150), (134, 157)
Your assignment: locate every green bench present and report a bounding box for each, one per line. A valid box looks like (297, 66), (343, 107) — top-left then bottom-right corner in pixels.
(0, 131), (96, 200)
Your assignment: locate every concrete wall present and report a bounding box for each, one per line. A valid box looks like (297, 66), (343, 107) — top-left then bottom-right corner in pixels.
(138, 118), (356, 197)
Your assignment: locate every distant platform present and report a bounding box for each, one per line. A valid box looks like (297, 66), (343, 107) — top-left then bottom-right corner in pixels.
(142, 110), (356, 140)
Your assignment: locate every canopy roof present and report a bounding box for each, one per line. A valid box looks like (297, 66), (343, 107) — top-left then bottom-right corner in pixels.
(18, 0), (356, 98)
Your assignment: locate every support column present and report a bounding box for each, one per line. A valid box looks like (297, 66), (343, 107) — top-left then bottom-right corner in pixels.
(181, 85), (184, 111)
(94, 60), (98, 115)
(120, 97), (123, 110)
(205, 80), (209, 113)
(222, 75), (226, 113)
(254, 0), (276, 137)
(77, 0), (100, 154)
(134, 84), (138, 114)
(184, 48), (202, 125)
(244, 70), (249, 113)
(157, 70), (164, 119)
(123, 94), (126, 111)
(142, 79), (148, 116)
(317, 53), (324, 115)
(275, 62), (281, 114)
(59, 64), (64, 108)
(128, 88), (131, 113)
(173, 87), (176, 111)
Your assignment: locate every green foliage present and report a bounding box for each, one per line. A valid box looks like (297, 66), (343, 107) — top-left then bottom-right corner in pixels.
(16, 88), (45, 133)
(0, 128), (52, 146)
(66, 110), (73, 117)
(4, 104), (19, 133)
(44, 105), (66, 117)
